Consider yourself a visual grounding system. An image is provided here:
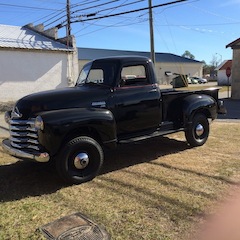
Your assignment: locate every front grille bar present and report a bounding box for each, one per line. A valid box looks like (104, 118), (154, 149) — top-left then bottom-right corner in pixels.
(9, 118), (40, 151)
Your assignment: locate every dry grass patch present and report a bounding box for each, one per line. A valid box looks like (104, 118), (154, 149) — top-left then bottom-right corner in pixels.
(0, 122), (240, 239)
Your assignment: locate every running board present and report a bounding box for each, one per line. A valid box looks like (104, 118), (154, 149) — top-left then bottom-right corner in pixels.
(119, 122), (184, 144)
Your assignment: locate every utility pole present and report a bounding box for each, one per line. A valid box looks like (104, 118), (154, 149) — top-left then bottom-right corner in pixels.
(148, 0), (155, 64)
(66, 0), (71, 38)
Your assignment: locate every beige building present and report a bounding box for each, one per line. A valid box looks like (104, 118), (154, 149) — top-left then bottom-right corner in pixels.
(0, 24), (79, 102)
(77, 48), (204, 85)
(226, 38), (240, 99)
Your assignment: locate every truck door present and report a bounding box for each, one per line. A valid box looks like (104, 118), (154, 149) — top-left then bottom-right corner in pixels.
(111, 63), (162, 136)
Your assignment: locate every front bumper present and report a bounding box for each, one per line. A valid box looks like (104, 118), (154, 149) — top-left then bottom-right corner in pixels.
(2, 139), (50, 162)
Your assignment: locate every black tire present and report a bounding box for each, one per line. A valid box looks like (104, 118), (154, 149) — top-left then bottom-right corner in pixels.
(56, 136), (104, 184)
(185, 113), (209, 147)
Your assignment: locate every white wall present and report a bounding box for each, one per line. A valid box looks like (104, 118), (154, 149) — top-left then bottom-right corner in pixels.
(217, 70), (232, 86)
(0, 49), (74, 102)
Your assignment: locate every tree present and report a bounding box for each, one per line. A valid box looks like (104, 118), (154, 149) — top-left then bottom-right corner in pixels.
(205, 54), (221, 79)
(209, 54), (220, 68)
(182, 50), (195, 59)
(202, 60), (210, 76)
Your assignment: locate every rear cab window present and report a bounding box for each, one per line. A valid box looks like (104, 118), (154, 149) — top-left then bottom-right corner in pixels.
(120, 65), (149, 87)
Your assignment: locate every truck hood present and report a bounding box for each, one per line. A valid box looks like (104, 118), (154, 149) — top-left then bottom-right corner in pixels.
(14, 85), (111, 119)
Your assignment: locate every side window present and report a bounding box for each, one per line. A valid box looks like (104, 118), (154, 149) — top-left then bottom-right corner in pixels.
(87, 69), (104, 84)
(121, 65), (148, 86)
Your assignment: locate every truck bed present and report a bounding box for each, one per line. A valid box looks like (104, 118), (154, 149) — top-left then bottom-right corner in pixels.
(160, 87), (220, 122)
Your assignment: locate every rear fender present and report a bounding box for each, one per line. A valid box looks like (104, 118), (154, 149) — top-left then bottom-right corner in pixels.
(182, 94), (217, 126)
(37, 108), (117, 156)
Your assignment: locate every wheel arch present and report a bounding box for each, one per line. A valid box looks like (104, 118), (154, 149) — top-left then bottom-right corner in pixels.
(38, 108), (117, 157)
(61, 126), (103, 149)
(182, 94), (217, 127)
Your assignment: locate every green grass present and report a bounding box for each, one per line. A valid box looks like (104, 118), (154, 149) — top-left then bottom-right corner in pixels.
(0, 122), (240, 239)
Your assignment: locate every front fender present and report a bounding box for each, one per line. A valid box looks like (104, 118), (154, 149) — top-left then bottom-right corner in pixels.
(182, 94), (217, 125)
(37, 108), (117, 156)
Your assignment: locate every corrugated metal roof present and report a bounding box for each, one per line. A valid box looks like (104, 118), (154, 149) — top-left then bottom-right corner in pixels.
(78, 47), (202, 64)
(0, 24), (73, 51)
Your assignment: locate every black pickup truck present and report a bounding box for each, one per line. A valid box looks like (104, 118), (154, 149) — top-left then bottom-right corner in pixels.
(2, 56), (226, 184)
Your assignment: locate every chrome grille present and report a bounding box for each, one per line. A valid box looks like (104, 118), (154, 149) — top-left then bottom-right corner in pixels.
(9, 119), (40, 151)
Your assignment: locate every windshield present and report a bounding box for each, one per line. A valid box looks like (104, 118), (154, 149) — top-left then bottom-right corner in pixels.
(77, 62), (92, 85)
(77, 61), (118, 87)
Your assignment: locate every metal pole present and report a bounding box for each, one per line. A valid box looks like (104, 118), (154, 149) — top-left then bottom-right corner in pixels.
(228, 76), (230, 98)
(148, 0), (155, 64)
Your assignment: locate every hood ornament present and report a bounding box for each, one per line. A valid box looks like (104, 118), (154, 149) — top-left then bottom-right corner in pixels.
(11, 106), (22, 119)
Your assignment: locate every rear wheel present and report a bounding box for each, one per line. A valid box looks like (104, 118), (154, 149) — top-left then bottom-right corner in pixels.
(56, 136), (103, 184)
(185, 113), (209, 147)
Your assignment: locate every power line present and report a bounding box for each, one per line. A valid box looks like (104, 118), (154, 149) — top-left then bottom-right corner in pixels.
(0, 3), (62, 11)
(34, 8), (66, 24)
(75, 17), (147, 37)
(72, 0), (121, 15)
(44, 13), (67, 27)
(32, 0), (66, 5)
(73, 0), (139, 35)
(72, 0), (145, 19)
(36, 0), (146, 30)
(154, 21), (240, 27)
(36, 0), (103, 27)
(70, 0), (101, 11)
(70, 0), (188, 24)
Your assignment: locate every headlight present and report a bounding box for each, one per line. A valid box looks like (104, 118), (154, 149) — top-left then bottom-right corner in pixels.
(4, 111), (11, 124)
(34, 116), (44, 130)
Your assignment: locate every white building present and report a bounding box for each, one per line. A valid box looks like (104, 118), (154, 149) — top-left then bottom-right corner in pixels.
(77, 47), (204, 85)
(0, 24), (79, 102)
(216, 60), (232, 86)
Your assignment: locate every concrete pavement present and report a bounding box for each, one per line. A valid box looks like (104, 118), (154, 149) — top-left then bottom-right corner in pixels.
(217, 97), (240, 121)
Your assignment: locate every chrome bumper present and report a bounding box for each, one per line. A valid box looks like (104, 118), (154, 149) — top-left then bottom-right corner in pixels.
(2, 139), (50, 163)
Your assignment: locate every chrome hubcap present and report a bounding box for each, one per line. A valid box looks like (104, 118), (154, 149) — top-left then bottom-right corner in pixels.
(195, 124), (204, 137)
(74, 153), (89, 169)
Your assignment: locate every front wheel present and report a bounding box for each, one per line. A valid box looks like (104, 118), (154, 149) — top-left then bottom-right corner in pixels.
(56, 136), (104, 184)
(185, 113), (209, 147)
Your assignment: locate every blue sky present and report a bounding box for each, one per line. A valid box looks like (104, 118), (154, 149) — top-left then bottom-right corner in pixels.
(1, 0), (240, 64)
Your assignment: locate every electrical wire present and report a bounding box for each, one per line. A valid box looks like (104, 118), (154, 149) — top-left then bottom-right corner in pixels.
(34, 8), (66, 24)
(72, 0), (121, 15)
(75, 17), (147, 37)
(70, 0), (188, 24)
(72, 0), (145, 20)
(73, 0), (144, 37)
(44, 13), (67, 28)
(32, 0), (65, 5)
(35, 0), (103, 27)
(0, 3), (62, 11)
(73, 0), (131, 35)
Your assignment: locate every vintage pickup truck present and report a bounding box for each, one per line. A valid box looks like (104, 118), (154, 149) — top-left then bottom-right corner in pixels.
(2, 56), (226, 184)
